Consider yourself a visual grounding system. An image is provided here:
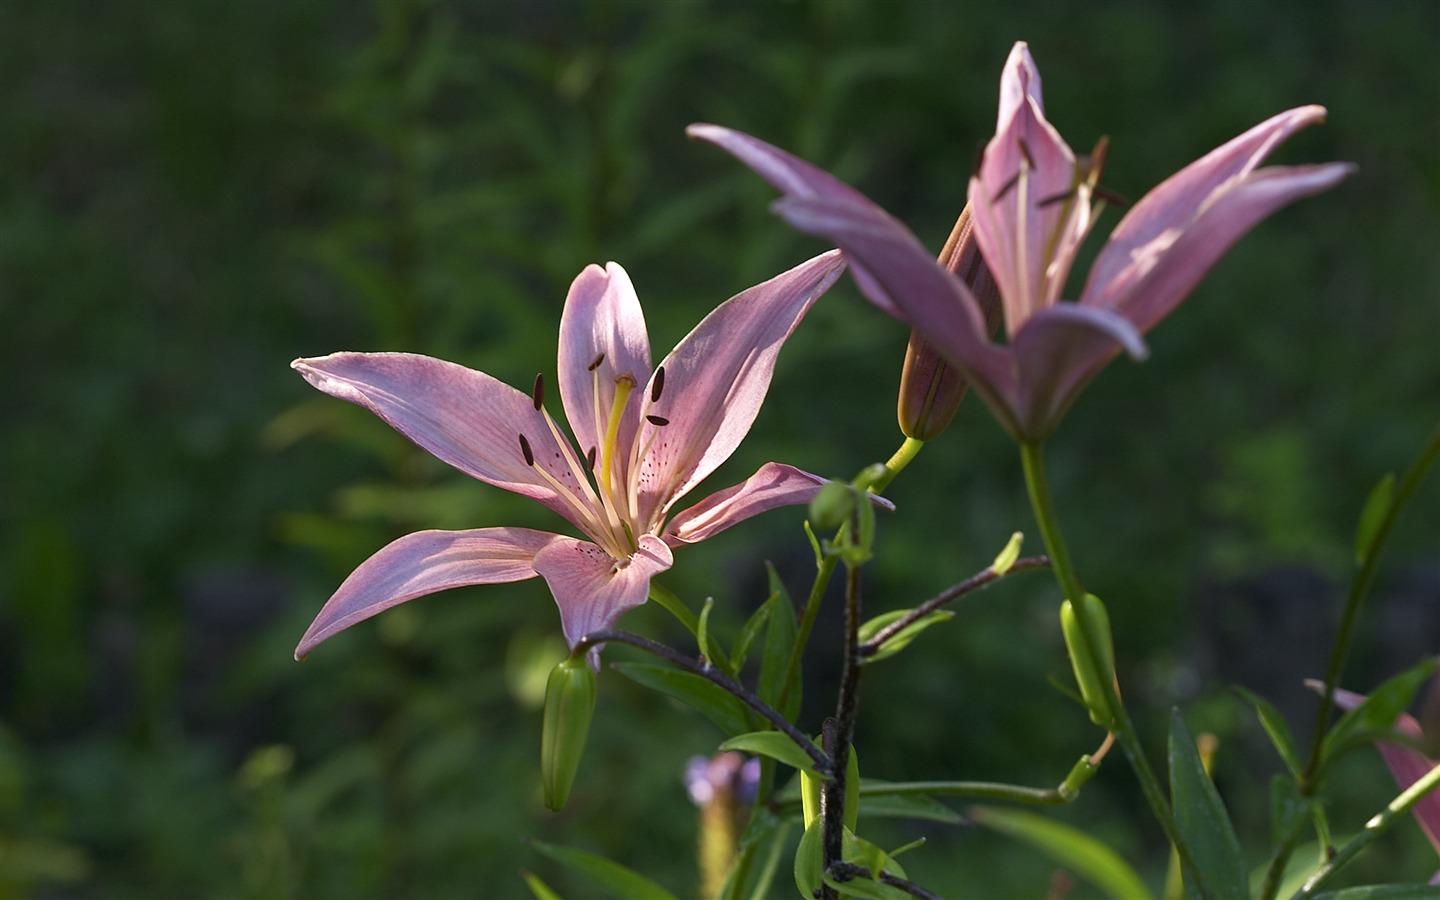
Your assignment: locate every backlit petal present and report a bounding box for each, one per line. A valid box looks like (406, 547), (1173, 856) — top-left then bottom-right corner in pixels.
(294, 528), (564, 659)
(1333, 687), (1440, 855)
(292, 352), (592, 529)
(1084, 105), (1341, 321)
(532, 534), (674, 661)
(773, 195), (1017, 417)
(558, 262), (653, 474)
(666, 462), (895, 545)
(687, 123), (904, 318)
(634, 250), (844, 525)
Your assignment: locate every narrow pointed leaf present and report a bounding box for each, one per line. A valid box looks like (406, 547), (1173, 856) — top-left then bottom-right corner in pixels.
(1168, 711), (1247, 900)
(969, 805), (1152, 900)
(793, 818), (824, 900)
(730, 594), (773, 674)
(1354, 473), (1396, 566)
(1312, 887), (1440, 900)
(757, 564), (799, 719)
(1320, 659), (1439, 768)
(858, 609), (954, 664)
(610, 662), (752, 737)
(521, 871), (564, 900)
(720, 731), (820, 775)
(1270, 774), (1309, 847)
(528, 840), (680, 900)
(1235, 686), (1305, 778)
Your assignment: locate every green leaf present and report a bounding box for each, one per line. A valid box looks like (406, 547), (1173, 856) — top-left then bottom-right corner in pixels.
(854, 781), (963, 825)
(793, 817), (823, 900)
(720, 731), (820, 775)
(820, 869), (911, 900)
(610, 663), (752, 737)
(1168, 711), (1247, 900)
(757, 564), (798, 720)
(969, 805), (1152, 900)
(528, 841), (679, 900)
(521, 870), (564, 900)
(1269, 774), (1309, 848)
(722, 815), (791, 900)
(730, 595), (773, 674)
(1320, 658), (1438, 770)
(857, 609), (953, 664)
(1354, 472), (1396, 566)
(1235, 686), (1304, 778)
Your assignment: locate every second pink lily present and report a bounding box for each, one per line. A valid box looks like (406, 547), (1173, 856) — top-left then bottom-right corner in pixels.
(692, 41), (1355, 442)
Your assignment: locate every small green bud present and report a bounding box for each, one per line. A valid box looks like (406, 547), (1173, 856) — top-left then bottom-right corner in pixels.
(850, 463), (889, 494)
(808, 481), (854, 531)
(991, 531), (1023, 576)
(1060, 593), (1117, 728)
(540, 655), (596, 811)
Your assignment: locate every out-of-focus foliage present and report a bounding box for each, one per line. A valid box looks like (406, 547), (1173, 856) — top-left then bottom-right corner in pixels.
(1, 0), (1435, 896)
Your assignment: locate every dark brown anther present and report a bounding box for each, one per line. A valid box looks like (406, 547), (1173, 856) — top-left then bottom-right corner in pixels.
(1017, 137), (1037, 169)
(531, 373), (545, 411)
(585, 446), (597, 470)
(991, 171), (1022, 204)
(1094, 185), (1131, 208)
(518, 434), (535, 466)
(1036, 187), (1077, 208)
(650, 366), (666, 403)
(587, 353), (605, 372)
(645, 415), (669, 427)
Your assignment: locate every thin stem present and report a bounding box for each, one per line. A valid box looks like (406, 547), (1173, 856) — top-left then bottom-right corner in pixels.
(1019, 441), (1211, 900)
(831, 862), (943, 900)
(869, 436), (925, 493)
(776, 553), (838, 719)
(861, 780), (1071, 804)
(1293, 759), (1440, 898)
(573, 629), (831, 774)
(821, 562), (865, 896)
(859, 555), (1051, 656)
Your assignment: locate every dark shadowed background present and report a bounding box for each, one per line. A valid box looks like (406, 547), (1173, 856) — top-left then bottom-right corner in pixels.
(2, 0), (1437, 896)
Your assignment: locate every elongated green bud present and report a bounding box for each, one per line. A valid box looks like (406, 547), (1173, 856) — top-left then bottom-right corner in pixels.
(896, 204), (1002, 440)
(800, 742), (859, 831)
(1060, 593), (1117, 728)
(541, 655), (596, 811)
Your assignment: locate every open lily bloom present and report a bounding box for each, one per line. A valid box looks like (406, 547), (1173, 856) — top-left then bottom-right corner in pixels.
(1331, 685), (1440, 878)
(293, 250), (849, 661)
(691, 41), (1354, 442)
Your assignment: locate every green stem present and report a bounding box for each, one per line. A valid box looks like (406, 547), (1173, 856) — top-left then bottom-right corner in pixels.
(1293, 759), (1440, 898)
(1019, 441), (1211, 900)
(869, 436), (925, 493)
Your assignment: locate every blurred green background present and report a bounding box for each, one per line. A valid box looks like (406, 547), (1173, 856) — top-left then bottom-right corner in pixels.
(2, 0), (1437, 896)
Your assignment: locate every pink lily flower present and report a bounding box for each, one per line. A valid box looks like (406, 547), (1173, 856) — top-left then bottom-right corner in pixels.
(690, 41), (1354, 442)
(1330, 684), (1440, 877)
(292, 250), (850, 661)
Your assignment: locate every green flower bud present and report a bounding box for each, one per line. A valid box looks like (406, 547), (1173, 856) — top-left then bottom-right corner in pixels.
(1060, 593), (1117, 728)
(541, 655), (596, 811)
(808, 481), (854, 531)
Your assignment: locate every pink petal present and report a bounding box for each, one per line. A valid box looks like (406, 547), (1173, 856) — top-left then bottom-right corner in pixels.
(633, 250), (844, 525)
(292, 353), (593, 528)
(996, 42), (1046, 131)
(1088, 162), (1354, 334)
(531, 534), (674, 660)
(686, 123), (904, 318)
(557, 262), (653, 478)
(1009, 305), (1148, 441)
(666, 462), (896, 544)
(1083, 105), (1347, 325)
(295, 528), (564, 659)
(971, 50), (1082, 336)
(772, 194), (1018, 422)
